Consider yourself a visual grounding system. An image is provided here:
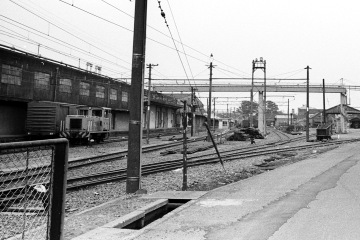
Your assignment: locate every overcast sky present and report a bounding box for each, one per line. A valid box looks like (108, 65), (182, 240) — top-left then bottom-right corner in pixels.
(2, 0), (360, 113)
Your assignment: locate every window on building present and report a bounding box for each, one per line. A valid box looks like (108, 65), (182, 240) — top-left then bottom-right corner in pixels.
(223, 121), (228, 127)
(59, 78), (72, 93)
(80, 82), (90, 96)
(110, 88), (117, 100)
(122, 91), (128, 102)
(34, 72), (50, 90)
(96, 85), (105, 98)
(1, 64), (22, 85)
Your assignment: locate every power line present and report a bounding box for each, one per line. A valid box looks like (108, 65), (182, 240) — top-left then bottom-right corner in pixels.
(157, 0), (190, 83)
(0, 17), (131, 71)
(76, 0), (250, 78)
(7, 1), (131, 67)
(166, 0), (194, 80)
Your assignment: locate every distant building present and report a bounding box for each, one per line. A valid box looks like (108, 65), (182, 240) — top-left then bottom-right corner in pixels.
(297, 105), (321, 120)
(274, 114), (289, 127)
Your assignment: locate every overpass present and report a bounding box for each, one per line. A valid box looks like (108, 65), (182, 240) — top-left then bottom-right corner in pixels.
(152, 84), (347, 94)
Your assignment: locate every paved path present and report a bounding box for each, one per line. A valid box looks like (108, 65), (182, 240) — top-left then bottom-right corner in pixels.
(74, 140), (360, 240)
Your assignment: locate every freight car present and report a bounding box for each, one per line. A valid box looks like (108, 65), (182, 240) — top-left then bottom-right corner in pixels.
(60, 106), (111, 143)
(26, 101), (78, 138)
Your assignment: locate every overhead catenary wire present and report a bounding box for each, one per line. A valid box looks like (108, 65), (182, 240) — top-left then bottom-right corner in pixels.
(0, 18), (131, 72)
(157, 1), (190, 84)
(5, 2), (132, 67)
(81, 0), (250, 78)
(165, 0), (194, 80)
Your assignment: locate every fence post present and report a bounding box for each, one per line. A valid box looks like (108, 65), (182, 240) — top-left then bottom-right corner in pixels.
(49, 139), (69, 240)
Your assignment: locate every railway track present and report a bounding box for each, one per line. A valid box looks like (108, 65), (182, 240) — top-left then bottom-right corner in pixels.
(66, 136), (358, 190)
(0, 133), (224, 197)
(0, 129), (325, 203)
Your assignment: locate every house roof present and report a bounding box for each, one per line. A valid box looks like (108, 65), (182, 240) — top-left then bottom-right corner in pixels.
(326, 104), (360, 114)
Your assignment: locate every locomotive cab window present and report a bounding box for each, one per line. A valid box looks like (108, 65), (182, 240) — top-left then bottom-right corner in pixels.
(104, 109), (110, 118)
(92, 110), (102, 117)
(78, 109), (89, 116)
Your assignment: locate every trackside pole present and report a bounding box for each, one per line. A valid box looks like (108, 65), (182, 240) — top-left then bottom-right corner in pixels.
(182, 101), (188, 191)
(204, 122), (225, 171)
(126, 0), (148, 194)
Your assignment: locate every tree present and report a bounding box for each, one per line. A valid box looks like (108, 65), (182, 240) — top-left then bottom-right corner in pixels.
(239, 101), (258, 119)
(266, 100), (279, 118)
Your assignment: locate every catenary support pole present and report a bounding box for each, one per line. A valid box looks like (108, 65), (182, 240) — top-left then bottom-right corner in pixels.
(182, 101), (188, 191)
(305, 66), (311, 142)
(250, 60), (255, 127)
(323, 79), (326, 124)
(126, 0), (148, 194)
(207, 59), (214, 141)
(191, 87), (194, 136)
(146, 64), (158, 144)
(287, 98), (290, 126)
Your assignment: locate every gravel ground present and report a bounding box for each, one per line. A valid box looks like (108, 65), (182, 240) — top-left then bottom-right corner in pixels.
(62, 128), (338, 240)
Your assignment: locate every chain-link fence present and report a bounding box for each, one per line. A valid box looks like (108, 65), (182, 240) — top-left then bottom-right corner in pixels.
(0, 139), (68, 240)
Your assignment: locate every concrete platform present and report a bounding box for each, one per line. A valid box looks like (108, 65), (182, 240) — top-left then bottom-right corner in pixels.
(72, 140), (360, 240)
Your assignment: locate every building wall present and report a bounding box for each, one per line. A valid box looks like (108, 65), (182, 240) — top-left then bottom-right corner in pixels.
(0, 101), (27, 135)
(166, 109), (174, 128)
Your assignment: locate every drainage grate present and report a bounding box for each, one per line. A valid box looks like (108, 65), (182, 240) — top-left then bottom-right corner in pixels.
(122, 199), (190, 230)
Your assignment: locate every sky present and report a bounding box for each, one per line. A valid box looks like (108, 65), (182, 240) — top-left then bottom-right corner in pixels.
(1, 0), (360, 113)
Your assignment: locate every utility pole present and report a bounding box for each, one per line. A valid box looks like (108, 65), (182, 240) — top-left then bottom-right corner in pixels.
(250, 60), (255, 127)
(126, 0), (148, 194)
(305, 66), (311, 142)
(213, 98), (216, 131)
(287, 98), (290, 126)
(182, 100), (188, 191)
(190, 87), (196, 136)
(146, 64), (158, 144)
(322, 79), (326, 124)
(207, 55), (215, 141)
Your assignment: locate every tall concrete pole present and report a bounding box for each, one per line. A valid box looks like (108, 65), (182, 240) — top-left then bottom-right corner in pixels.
(250, 60), (255, 127)
(305, 66), (311, 142)
(263, 60), (267, 134)
(126, 0), (148, 194)
(191, 87), (195, 136)
(287, 98), (290, 126)
(322, 79), (326, 124)
(146, 64), (158, 144)
(207, 60), (214, 141)
(213, 98), (216, 131)
(182, 100), (188, 190)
